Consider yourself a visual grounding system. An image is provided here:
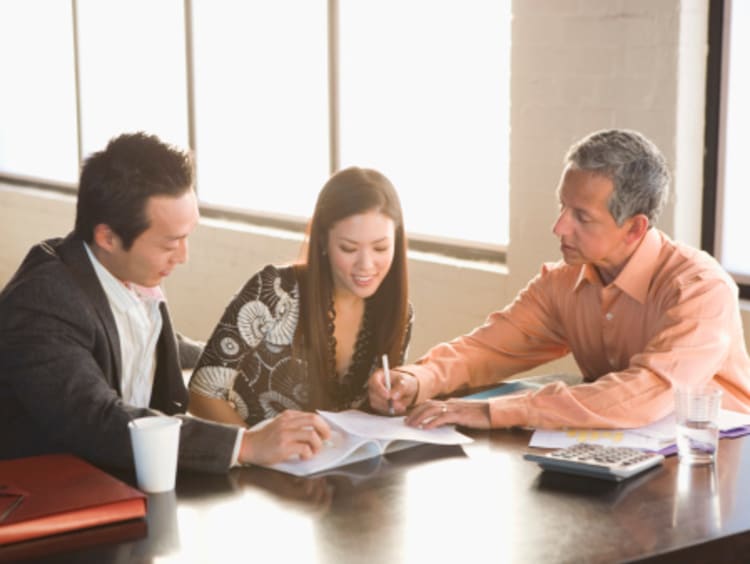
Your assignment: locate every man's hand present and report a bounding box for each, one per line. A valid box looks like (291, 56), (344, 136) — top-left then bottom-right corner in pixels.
(368, 368), (418, 415)
(238, 410), (331, 466)
(405, 399), (491, 430)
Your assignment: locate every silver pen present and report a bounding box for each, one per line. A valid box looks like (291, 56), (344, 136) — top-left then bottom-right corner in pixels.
(382, 354), (395, 416)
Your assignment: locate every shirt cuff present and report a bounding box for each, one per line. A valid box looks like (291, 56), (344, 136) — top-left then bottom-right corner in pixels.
(230, 428), (245, 467)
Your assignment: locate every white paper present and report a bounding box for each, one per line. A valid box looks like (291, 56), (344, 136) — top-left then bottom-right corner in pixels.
(318, 410), (474, 445)
(267, 409), (473, 477)
(528, 409), (750, 451)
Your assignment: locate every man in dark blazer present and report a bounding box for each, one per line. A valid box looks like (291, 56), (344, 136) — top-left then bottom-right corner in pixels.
(0, 132), (330, 473)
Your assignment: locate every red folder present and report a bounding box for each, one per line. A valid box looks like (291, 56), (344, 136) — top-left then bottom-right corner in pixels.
(0, 454), (147, 546)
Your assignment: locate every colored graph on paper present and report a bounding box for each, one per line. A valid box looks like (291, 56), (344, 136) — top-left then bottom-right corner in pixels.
(528, 409), (750, 451)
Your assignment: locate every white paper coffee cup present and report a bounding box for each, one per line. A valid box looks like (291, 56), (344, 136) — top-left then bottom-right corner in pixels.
(128, 416), (182, 493)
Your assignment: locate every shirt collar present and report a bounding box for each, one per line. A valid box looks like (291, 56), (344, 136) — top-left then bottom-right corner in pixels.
(572, 228), (663, 304)
(611, 228), (662, 304)
(574, 263), (597, 291)
(83, 242), (164, 313)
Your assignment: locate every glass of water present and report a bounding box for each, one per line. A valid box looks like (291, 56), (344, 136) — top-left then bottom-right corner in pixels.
(674, 386), (723, 465)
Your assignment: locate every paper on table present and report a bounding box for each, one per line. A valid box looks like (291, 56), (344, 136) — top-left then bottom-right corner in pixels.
(319, 409), (473, 445)
(267, 410), (473, 477)
(528, 408), (750, 452)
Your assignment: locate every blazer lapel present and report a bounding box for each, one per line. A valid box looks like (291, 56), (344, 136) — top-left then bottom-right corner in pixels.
(151, 302), (188, 414)
(56, 234), (123, 392)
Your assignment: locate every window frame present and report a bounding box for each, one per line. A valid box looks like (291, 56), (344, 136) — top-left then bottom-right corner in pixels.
(0, 0), (507, 266)
(702, 0), (749, 299)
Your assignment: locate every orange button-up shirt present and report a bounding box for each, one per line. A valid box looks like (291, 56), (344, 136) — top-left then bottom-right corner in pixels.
(404, 229), (750, 429)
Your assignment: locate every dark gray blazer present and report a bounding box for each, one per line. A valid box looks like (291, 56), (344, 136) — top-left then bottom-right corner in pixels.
(0, 233), (239, 473)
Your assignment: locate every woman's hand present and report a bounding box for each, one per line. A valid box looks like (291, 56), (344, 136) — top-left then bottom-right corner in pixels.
(368, 368), (419, 415)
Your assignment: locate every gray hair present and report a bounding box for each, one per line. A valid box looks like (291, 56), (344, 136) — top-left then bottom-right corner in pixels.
(565, 129), (670, 226)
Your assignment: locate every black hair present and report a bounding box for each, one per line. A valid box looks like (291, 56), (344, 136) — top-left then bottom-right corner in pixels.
(74, 132), (194, 249)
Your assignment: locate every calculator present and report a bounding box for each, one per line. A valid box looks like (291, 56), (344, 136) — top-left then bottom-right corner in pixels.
(523, 443), (664, 482)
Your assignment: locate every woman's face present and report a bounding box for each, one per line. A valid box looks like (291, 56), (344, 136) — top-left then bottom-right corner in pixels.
(326, 209), (396, 300)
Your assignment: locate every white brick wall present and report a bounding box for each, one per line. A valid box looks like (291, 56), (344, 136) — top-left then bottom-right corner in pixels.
(508, 0), (699, 290)
(0, 185), (75, 285)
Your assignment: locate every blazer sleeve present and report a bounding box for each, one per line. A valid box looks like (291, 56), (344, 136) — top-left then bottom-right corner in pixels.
(176, 332), (205, 370)
(0, 268), (238, 474)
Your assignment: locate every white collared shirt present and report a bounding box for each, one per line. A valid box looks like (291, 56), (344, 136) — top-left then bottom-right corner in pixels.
(85, 243), (245, 467)
(84, 243), (163, 408)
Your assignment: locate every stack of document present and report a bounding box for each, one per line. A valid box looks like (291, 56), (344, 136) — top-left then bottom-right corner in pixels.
(264, 409), (474, 476)
(528, 409), (750, 454)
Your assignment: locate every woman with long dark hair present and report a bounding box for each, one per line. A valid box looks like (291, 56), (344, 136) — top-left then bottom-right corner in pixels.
(188, 167), (412, 427)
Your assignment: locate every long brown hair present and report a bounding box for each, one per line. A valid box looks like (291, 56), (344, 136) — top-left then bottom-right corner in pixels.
(294, 167), (409, 409)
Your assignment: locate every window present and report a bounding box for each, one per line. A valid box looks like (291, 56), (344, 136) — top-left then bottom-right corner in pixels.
(704, 0), (750, 298)
(0, 1), (510, 255)
(191, 0), (329, 221)
(0, 1), (78, 184)
(76, 0), (189, 154)
(338, 0), (510, 247)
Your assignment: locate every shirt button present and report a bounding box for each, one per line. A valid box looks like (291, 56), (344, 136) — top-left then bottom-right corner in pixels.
(609, 358), (616, 366)
(605, 312), (614, 321)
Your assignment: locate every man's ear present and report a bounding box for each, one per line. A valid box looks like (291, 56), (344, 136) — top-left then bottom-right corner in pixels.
(92, 224), (118, 253)
(624, 214), (649, 244)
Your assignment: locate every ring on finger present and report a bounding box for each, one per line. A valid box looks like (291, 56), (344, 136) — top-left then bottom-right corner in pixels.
(441, 404), (448, 414)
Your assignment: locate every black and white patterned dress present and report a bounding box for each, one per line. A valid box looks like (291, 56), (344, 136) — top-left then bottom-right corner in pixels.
(189, 265), (412, 427)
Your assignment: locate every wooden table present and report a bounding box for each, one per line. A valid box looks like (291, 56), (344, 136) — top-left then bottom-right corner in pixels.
(8, 429), (750, 563)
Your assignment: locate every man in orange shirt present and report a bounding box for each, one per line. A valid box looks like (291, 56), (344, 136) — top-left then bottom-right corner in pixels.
(369, 129), (750, 430)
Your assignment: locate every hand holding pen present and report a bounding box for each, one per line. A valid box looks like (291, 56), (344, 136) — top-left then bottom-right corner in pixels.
(382, 354), (395, 416)
(368, 356), (419, 416)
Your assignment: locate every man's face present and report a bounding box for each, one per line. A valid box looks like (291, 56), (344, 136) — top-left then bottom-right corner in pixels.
(552, 165), (635, 281)
(103, 190), (199, 288)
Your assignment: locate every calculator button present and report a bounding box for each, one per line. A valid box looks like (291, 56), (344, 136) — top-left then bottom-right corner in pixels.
(523, 443), (664, 481)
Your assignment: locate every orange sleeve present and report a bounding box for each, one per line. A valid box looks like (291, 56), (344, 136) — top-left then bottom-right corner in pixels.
(402, 266), (570, 403)
(487, 274), (741, 429)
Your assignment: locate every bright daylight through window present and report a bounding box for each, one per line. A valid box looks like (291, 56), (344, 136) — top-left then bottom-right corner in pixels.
(716, 0), (750, 283)
(0, 0), (510, 251)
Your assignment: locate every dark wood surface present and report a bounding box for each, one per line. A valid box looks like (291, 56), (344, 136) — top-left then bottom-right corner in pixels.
(7, 428), (750, 563)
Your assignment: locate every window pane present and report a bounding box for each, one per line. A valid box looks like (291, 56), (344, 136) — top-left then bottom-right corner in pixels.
(191, 0), (329, 220)
(76, 0), (189, 155)
(0, 0), (78, 183)
(339, 0), (510, 246)
(718, 0), (750, 280)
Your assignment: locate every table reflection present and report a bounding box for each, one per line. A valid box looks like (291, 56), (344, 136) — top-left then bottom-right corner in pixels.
(137, 490), (180, 558)
(13, 433), (750, 563)
(670, 437), (744, 543)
